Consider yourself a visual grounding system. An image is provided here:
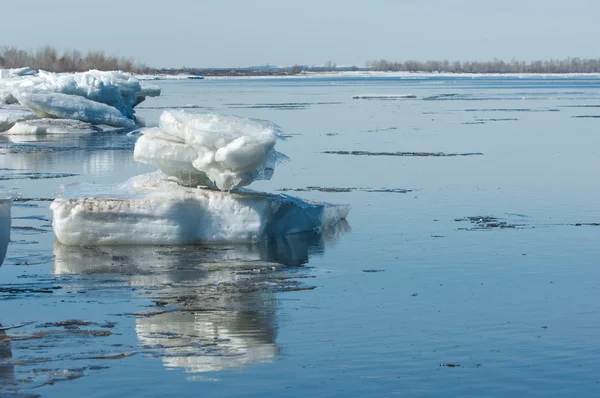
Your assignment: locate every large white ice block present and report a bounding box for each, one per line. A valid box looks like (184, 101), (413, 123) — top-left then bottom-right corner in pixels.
(134, 110), (285, 191)
(15, 92), (137, 128)
(0, 195), (11, 267)
(50, 173), (350, 246)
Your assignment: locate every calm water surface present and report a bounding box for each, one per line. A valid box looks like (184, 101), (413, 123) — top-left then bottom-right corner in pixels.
(1, 75), (600, 397)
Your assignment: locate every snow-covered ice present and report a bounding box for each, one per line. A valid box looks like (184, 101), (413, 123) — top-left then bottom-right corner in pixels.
(0, 105), (36, 131)
(15, 92), (137, 128)
(0, 67), (36, 79)
(0, 69), (160, 131)
(134, 110), (285, 191)
(51, 172), (350, 246)
(0, 195), (11, 267)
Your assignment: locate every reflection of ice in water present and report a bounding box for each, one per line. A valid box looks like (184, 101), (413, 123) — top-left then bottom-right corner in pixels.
(0, 329), (15, 391)
(52, 223), (348, 375)
(136, 296), (279, 375)
(0, 196), (11, 267)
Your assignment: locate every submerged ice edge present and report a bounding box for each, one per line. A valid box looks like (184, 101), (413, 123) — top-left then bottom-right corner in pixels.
(50, 173), (350, 247)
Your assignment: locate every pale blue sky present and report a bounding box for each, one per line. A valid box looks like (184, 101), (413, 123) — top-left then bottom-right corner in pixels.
(1, 0), (598, 68)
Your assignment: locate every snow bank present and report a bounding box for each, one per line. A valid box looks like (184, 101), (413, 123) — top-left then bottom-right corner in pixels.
(134, 110), (285, 191)
(0, 195), (11, 267)
(0, 105), (36, 131)
(50, 172), (349, 246)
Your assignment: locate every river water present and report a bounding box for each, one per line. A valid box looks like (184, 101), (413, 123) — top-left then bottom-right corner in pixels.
(1, 75), (600, 397)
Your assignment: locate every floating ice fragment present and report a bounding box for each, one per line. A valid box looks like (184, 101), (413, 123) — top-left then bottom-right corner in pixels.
(50, 172), (349, 246)
(134, 110), (286, 191)
(15, 92), (137, 128)
(0, 70), (160, 124)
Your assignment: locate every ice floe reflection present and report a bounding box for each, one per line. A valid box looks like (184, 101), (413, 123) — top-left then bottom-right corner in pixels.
(51, 222), (349, 375)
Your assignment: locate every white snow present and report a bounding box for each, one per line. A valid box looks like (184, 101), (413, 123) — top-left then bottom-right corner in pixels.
(15, 92), (137, 128)
(50, 172), (350, 246)
(0, 195), (11, 267)
(134, 110), (285, 191)
(0, 67), (36, 79)
(0, 105), (36, 131)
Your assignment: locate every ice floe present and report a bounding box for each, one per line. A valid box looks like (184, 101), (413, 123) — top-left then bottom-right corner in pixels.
(134, 110), (286, 191)
(51, 172), (350, 246)
(15, 92), (137, 128)
(0, 195), (11, 267)
(0, 69), (160, 132)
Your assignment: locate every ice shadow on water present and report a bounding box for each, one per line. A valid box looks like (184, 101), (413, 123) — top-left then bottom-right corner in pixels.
(50, 223), (349, 378)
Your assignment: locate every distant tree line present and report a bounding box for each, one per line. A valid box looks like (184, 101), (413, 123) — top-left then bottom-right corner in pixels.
(365, 58), (600, 73)
(0, 45), (149, 73)
(3, 45), (600, 75)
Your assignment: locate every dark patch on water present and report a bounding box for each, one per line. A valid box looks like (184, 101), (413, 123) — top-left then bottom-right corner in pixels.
(0, 172), (77, 181)
(364, 126), (398, 133)
(423, 94), (466, 101)
(136, 105), (212, 110)
(454, 216), (527, 231)
(227, 102), (342, 110)
(572, 222), (600, 227)
(12, 216), (50, 222)
(352, 95), (416, 100)
(559, 105), (600, 108)
(464, 108), (560, 112)
(277, 186), (411, 193)
(12, 198), (54, 203)
(10, 226), (50, 235)
(362, 269), (385, 273)
(572, 115), (600, 118)
(324, 150), (483, 157)
(476, 118), (519, 122)
(462, 122), (486, 125)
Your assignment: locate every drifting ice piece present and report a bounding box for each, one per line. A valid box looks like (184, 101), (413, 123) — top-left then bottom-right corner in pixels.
(15, 92), (137, 128)
(134, 110), (285, 191)
(0, 195), (11, 267)
(50, 173), (350, 246)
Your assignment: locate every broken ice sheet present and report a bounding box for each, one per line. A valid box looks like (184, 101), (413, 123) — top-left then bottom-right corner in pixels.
(51, 172), (350, 246)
